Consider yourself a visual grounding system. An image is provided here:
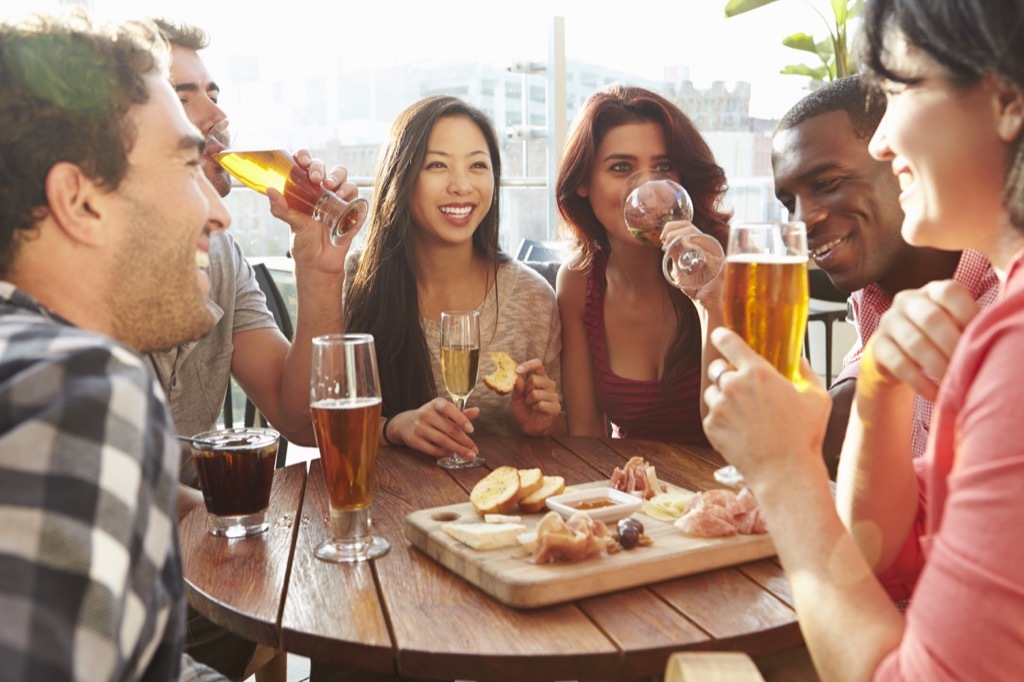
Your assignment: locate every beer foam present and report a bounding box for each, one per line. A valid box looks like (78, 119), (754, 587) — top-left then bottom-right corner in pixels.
(311, 396), (382, 409)
(725, 253), (807, 264)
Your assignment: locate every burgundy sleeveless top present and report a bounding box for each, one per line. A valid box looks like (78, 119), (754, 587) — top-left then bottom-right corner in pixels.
(584, 249), (708, 444)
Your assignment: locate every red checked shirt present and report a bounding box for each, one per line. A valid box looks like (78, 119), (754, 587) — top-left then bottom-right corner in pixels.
(834, 250), (1000, 457)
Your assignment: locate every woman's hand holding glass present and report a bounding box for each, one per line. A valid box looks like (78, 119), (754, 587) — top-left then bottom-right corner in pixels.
(622, 170), (725, 290)
(508, 358), (562, 436)
(384, 399), (480, 461)
(703, 327), (832, 493)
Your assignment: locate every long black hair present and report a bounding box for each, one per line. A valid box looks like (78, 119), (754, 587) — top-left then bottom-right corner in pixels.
(345, 96), (507, 416)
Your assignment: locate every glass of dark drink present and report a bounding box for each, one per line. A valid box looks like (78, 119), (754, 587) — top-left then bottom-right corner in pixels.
(208, 120), (368, 246)
(190, 426), (280, 538)
(310, 334), (390, 562)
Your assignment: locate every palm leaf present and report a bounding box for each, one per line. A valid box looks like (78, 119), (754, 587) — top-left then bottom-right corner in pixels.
(723, 0), (780, 17)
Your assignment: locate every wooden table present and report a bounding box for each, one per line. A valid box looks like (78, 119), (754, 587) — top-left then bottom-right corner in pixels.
(181, 437), (802, 681)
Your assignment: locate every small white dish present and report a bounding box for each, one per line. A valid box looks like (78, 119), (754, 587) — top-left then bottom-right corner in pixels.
(545, 487), (642, 524)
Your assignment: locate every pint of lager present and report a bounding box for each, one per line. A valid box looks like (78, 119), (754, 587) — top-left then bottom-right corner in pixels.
(723, 222), (809, 383)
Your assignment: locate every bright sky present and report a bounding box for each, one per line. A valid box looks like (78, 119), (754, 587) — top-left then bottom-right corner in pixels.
(8, 0), (850, 119)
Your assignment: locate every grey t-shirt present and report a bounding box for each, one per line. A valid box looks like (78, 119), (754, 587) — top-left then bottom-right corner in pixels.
(146, 231), (277, 485)
(345, 255), (562, 435)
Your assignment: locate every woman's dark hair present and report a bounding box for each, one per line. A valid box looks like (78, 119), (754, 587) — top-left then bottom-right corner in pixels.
(860, 0), (1024, 228)
(345, 96), (507, 416)
(555, 84), (732, 385)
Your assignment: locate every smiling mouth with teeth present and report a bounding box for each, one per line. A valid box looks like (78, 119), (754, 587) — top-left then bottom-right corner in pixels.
(811, 236), (845, 259)
(440, 206), (473, 218)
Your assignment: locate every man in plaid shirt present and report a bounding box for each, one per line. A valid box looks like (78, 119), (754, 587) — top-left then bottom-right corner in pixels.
(772, 76), (998, 476)
(0, 10), (230, 681)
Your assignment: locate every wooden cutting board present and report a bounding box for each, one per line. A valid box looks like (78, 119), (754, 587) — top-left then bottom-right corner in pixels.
(403, 482), (776, 609)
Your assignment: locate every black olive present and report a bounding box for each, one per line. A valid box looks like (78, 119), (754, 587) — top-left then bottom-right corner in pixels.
(618, 525), (639, 549)
(618, 517), (644, 535)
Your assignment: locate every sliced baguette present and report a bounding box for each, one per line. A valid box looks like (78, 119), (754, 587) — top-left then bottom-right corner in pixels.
(470, 466), (521, 515)
(482, 351), (518, 395)
(518, 475), (566, 513)
(441, 522), (526, 550)
(515, 468), (544, 502)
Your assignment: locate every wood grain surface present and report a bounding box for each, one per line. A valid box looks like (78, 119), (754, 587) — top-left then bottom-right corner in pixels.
(183, 437), (803, 681)
(180, 462), (307, 646)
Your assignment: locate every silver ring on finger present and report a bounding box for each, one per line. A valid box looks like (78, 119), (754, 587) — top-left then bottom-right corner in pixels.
(708, 360), (732, 389)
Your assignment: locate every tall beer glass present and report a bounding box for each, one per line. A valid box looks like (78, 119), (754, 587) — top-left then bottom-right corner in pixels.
(310, 334), (390, 562)
(716, 221), (809, 485)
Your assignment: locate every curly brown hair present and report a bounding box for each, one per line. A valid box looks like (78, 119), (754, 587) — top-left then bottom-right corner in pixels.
(0, 9), (168, 275)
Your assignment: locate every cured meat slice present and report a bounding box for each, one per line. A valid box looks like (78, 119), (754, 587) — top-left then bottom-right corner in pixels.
(674, 488), (768, 538)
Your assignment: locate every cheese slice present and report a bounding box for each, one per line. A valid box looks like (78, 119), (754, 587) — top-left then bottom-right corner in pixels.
(441, 521), (527, 550)
(484, 513), (522, 524)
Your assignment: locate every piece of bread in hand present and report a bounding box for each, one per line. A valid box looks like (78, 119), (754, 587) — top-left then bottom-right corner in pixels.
(518, 475), (566, 513)
(470, 466), (522, 515)
(482, 351), (518, 396)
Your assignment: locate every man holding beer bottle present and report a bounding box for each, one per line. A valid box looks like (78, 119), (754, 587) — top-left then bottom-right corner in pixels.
(771, 75), (999, 476)
(150, 19), (362, 680)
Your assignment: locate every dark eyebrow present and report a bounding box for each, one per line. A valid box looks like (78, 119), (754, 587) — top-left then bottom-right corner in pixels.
(424, 149), (489, 157)
(173, 81), (221, 95)
(796, 160), (846, 182)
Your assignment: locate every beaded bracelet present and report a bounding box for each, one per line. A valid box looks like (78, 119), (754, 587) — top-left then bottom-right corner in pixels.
(382, 415), (399, 447)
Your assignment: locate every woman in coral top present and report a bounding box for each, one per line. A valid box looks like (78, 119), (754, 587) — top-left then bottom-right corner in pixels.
(556, 85), (731, 443)
(703, 0), (1024, 678)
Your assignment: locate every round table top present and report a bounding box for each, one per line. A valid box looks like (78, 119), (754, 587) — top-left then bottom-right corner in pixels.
(181, 435), (801, 681)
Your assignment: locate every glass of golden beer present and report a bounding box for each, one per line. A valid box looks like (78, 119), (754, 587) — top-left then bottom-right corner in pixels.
(716, 221), (809, 486)
(621, 171), (725, 290)
(437, 310), (484, 469)
(310, 334), (390, 562)
(209, 120), (368, 246)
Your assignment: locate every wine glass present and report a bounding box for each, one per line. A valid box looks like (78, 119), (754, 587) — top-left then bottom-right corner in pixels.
(207, 119), (368, 246)
(310, 334), (390, 562)
(438, 310), (484, 470)
(621, 170), (725, 290)
(714, 221), (810, 487)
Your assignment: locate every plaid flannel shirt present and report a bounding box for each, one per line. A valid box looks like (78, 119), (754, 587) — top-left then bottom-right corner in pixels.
(0, 282), (188, 681)
(835, 250), (1000, 457)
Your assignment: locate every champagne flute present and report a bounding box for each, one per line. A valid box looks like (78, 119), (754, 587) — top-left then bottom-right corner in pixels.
(438, 310), (484, 470)
(622, 170), (725, 290)
(208, 119), (368, 246)
(310, 334), (390, 562)
(715, 221), (810, 486)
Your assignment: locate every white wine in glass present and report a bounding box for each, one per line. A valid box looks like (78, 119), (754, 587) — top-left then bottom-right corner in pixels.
(438, 310), (484, 469)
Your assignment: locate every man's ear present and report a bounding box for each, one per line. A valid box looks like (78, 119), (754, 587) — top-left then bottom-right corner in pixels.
(994, 77), (1024, 143)
(43, 162), (109, 247)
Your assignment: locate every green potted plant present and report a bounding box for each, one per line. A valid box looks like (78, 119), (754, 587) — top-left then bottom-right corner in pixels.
(724, 0), (863, 85)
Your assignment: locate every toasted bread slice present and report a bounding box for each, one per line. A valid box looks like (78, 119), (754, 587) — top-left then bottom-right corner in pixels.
(482, 351), (518, 395)
(518, 475), (566, 513)
(470, 466), (521, 515)
(515, 468), (544, 502)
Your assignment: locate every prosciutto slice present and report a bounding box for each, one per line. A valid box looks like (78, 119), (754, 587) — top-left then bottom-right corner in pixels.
(675, 487), (768, 538)
(531, 511), (613, 564)
(610, 456), (667, 500)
